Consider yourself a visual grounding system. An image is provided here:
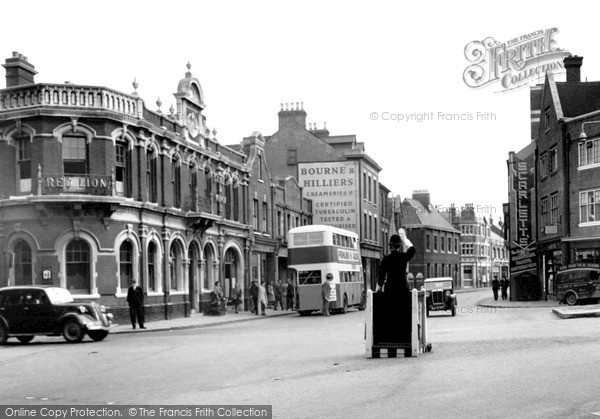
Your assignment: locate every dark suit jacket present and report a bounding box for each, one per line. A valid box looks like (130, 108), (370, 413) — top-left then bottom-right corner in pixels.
(377, 247), (416, 297)
(127, 286), (144, 307)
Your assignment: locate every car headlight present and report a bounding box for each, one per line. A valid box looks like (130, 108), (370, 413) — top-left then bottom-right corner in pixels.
(78, 305), (88, 314)
(100, 305), (108, 313)
(426, 292), (430, 297)
(445, 291), (451, 296)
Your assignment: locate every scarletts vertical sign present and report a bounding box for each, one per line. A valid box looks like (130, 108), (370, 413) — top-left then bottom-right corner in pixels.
(508, 151), (537, 275)
(298, 161), (358, 233)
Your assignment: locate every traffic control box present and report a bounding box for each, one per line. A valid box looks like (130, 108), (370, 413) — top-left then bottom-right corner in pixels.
(365, 289), (431, 358)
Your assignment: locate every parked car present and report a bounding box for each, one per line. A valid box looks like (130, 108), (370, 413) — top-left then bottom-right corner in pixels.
(0, 286), (113, 344)
(424, 277), (456, 316)
(554, 264), (600, 306)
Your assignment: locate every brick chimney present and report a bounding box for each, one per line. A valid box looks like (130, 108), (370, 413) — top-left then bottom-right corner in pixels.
(412, 190), (430, 209)
(3, 52), (37, 88)
(564, 55), (583, 83)
(278, 102), (307, 130)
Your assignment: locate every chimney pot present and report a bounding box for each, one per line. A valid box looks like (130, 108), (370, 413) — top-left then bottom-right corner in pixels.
(3, 51), (37, 88)
(564, 55), (583, 83)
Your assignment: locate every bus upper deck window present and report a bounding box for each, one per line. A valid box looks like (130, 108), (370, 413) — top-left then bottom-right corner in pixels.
(308, 232), (324, 245)
(293, 233), (308, 246)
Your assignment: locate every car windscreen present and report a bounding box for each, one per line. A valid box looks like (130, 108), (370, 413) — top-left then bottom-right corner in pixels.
(45, 288), (74, 304)
(425, 281), (451, 290)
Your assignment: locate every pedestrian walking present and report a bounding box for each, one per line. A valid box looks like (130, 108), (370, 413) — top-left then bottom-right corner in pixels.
(259, 280), (268, 316)
(322, 273), (333, 316)
(500, 277), (509, 300)
(250, 280), (259, 314)
(267, 282), (275, 309)
(231, 279), (243, 313)
(286, 281), (294, 310)
(274, 280), (285, 310)
(376, 228), (416, 303)
(491, 276), (500, 301)
(127, 279), (145, 329)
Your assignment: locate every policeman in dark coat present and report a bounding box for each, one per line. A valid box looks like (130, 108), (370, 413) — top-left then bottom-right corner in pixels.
(376, 229), (416, 301)
(491, 277), (500, 301)
(127, 279), (145, 329)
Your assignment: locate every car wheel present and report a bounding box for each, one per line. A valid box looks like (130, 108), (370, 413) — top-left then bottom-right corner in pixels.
(426, 308), (430, 317)
(17, 336), (34, 344)
(341, 295), (348, 314)
(0, 325), (7, 345)
(62, 320), (84, 343)
(451, 302), (456, 317)
(565, 292), (578, 306)
(87, 330), (108, 342)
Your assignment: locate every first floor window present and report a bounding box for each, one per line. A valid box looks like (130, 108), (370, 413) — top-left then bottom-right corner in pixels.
(63, 135), (87, 175)
(580, 189), (600, 223)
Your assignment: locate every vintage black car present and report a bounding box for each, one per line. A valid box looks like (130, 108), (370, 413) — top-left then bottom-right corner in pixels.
(0, 286), (113, 344)
(424, 277), (457, 317)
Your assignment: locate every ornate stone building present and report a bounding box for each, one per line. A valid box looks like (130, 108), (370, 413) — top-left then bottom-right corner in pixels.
(0, 52), (252, 320)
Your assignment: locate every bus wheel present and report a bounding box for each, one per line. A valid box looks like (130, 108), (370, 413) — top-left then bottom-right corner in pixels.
(565, 292), (578, 306)
(298, 310), (311, 316)
(340, 295), (348, 314)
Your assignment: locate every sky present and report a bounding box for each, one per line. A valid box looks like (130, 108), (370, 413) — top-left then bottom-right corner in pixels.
(2, 0), (597, 223)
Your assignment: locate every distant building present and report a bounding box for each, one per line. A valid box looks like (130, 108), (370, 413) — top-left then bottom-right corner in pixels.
(263, 103), (387, 290)
(233, 132), (312, 305)
(442, 204), (509, 289)
(397, 191), (461, 289)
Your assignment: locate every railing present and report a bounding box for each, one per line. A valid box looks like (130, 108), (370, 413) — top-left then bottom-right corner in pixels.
(0, 83), (141, 117)
(183, 194), (213, 213)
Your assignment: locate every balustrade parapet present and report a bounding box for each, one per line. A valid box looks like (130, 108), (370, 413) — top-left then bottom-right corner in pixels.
(0, 83), (143, 117)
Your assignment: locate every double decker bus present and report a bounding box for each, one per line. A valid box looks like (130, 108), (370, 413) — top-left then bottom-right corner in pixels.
(287, 225), (365, 315)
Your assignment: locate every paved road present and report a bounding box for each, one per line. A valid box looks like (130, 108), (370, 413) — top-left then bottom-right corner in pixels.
(1, 290), (599, 418)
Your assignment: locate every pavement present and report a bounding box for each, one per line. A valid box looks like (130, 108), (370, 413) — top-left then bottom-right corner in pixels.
(111, 307), (297, 335)
(477, 293), (600, 319)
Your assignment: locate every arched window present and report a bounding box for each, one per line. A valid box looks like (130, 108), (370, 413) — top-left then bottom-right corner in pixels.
(170, 241), (182, 290)
(16, 136), (31, 193)
(189, 163), (198, 211)
(233, 184), (239, 222)
(146, 148), (158, 203)
(63, 135), (88, 175)
(148, 241), (157, 291)
(172, 156), (181, 208)
(119, 240), (133, 291)
(205, 167), (212, 199)
(66, 239), (90, 292)
(225, 182), (232, 219)
(14, 239), (32, 286)
(115, 142), (132, 197)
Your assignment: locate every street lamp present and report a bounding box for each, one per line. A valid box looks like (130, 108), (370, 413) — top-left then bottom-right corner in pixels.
(578, 121), (600, 141)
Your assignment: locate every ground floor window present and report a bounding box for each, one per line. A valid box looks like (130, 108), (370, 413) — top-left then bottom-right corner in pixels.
(66, 239), (90, 292)
(14, 239), (32, 286)
(119, 240), (133, 290)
